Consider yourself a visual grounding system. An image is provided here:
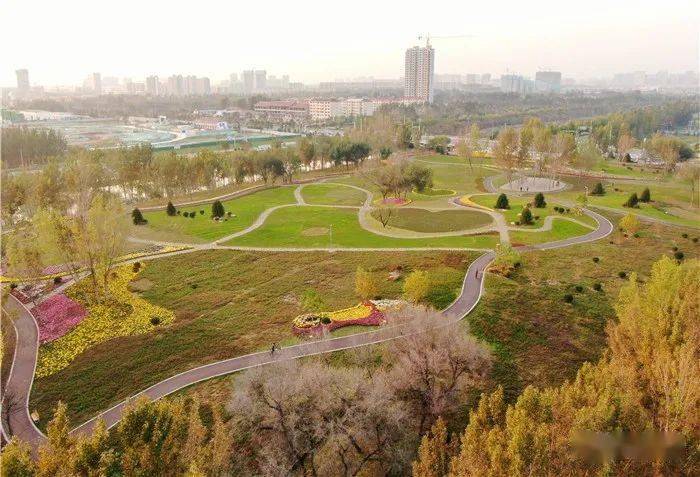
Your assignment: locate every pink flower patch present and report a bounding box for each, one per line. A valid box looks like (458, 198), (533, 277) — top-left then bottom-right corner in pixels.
(33, 294), (87, 343)
(381, 197), (409, 206)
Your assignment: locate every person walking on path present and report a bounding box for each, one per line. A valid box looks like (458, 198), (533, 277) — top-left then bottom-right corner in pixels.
(270, 343), (276, 356)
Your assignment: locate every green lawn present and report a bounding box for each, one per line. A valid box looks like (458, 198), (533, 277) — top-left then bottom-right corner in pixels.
(370, 208), (492, 233)
(142, 187), (298, 241)
(301, 183), (366, 206)
(223, 206), (500, 249)
(471, 194), (597, 229)
(30, 249), (478, 426)
(510, 219), (592, 245)
(573, 186), (699, 228)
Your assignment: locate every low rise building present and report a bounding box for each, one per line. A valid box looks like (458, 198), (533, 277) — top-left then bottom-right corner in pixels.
(253, 100), (309, 120)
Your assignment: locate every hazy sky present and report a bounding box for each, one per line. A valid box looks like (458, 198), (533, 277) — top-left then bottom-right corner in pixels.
(3, 0), (699, 86)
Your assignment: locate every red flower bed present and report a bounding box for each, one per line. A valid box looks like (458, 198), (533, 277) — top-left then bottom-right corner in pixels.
(292, 303), (385, 336)
(381, 197), (410, 206)
(33, 293), (88, 343)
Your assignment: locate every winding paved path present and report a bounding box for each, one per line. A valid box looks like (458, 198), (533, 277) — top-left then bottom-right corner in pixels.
(0, 176), (614, 451)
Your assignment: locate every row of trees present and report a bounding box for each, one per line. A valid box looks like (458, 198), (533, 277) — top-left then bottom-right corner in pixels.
(363, 161), (434, 201)
(0, 136), (375, 225)
(487, 115), (693, 183)
(412, 256), (699, 476)
(1, 398), (232, 476)
(491, 118), (578, 183)
(1, 126), (67, 168)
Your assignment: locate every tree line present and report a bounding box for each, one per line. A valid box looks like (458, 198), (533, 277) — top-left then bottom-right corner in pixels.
(1, 127), (67, 168)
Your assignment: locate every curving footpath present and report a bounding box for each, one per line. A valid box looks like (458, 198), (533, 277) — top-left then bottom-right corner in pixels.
(0, 183), (613, 452)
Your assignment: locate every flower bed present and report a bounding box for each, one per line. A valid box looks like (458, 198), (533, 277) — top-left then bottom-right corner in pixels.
(33, 294), (88, 343)
(36, 264), (175, 378)
(292, 301), (385, 336)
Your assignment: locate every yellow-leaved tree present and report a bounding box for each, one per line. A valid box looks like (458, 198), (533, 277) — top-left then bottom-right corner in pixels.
(403, 270), (431, 303)
(355, 266), (380, 301)
(619, 213), (640, 235)
(414, 256), (699, 477)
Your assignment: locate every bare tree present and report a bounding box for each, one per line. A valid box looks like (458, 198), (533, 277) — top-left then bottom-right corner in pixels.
(385, 310), (492, 436)
(374, 206), (394, 228)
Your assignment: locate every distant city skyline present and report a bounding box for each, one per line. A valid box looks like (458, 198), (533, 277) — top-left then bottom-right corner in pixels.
(3, 0), (698, 88)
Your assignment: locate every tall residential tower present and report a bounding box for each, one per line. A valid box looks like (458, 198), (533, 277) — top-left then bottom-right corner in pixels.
(15, 69), (29, 95)
(404, 44), (434, 103)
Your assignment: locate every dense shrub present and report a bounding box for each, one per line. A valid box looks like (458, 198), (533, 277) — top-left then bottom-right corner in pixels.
(639, 187), (651, 203)
(200, 210), (205, 215)
(574, 285), (583, 292)
(674, 251), (684, 261)
(166, 201), (177, 216)
(533, 193), (546, 208)
(618, 271), (627, 278)
(150, 316), (161, 325)
(495, 193), (510, 209)
(591, 182), (605, 195)
(53, 276), (62, 285)
(693, 237), (698, 243)
(132, 262), (141, 273)
(520, 206), (533, 225)
(593, 282), (602, 291)
(131, 208), (147, 225)
(563, 294), (574, 303)
(592, 257), (600, 263)
(212, 200), (225, 218)
(623, 193), (639, 208)
(681, 233), (688, 238)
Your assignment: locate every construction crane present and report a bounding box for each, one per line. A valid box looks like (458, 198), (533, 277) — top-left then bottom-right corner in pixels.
(417, 34), (473, 47)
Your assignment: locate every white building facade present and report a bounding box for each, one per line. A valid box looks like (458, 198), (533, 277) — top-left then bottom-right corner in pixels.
(404, 45), (435, 103)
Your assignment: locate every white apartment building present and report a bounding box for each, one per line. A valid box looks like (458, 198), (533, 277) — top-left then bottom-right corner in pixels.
(404, 45), (434, 103)
(308, 98), (420, 121)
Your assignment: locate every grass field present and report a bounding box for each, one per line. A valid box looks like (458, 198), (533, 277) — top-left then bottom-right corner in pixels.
(471, 194), (593, 227)
(134, 165), (349, 208)
(301, 183), (366, 206)
(369, 208), (493, 233)
(30, 249), (478, 426)
(223, 206), (500, 249)
(510, 219), (593, 245)
(465, 215), (700, 401)
(142, 187), (297, 241)
(575, 186), (700, 228)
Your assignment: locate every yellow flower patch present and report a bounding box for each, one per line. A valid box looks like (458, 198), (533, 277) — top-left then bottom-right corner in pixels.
(36, 265), (174, 378)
